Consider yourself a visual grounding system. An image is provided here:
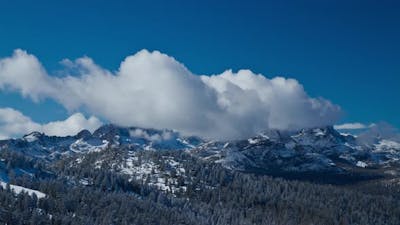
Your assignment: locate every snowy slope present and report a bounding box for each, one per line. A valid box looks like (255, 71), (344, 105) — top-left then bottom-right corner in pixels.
(0, 181), (46, 198)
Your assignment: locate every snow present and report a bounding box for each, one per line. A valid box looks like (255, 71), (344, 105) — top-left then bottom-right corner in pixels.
(356, 161), (368, 168)
(166, 158), (180, 167)
(178, 138), (196, 149)
(23, 133), (40, 142)
(115, 153), (188, 194)
(75, 157), (83, 164)
(374, 140), (400, 153)
(79, 178), (90, 186)
(118, 153), (158, 180)
(94, 159), (104, 169)
(340, 132), (355, 137)
(69, 139), (109, 153)
(313, 128), (325, 136)
(247, 138), (259, 144)
(259, 133), (270, 139)
(223, 142), (230, 148)
(0, 181), (46, 198)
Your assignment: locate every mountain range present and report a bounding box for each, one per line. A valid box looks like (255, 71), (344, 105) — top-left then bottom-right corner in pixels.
(1, 124), (400, 184)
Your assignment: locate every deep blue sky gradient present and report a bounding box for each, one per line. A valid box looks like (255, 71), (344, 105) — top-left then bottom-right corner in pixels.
(0, 0), (399, 127)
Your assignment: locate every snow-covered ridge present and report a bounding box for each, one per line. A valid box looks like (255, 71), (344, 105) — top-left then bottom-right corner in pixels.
(0, 124), (204, 160)
(1, 124), (400, 178)
(192, 126), (400, 173)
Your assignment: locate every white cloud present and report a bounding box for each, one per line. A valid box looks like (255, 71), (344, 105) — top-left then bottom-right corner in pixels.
(0, 107), (102, 139)
(0, 50), (55, 101)
(334, 123), (377, 130)
(0, 108), (41, 139)
(129, 128), (176, 142)
(334, 123), (369, 130)
(0, 49), (342, 140)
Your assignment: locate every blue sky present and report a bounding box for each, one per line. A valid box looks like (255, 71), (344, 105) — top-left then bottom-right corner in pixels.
(0, 0), (399, 138)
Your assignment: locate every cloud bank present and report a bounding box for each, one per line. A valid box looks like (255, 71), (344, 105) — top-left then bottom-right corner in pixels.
(0, 49), (341, 140)
(0, 108), (102, 139)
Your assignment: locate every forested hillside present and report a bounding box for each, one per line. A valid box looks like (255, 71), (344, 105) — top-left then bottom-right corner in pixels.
(0, 147), (399, 225)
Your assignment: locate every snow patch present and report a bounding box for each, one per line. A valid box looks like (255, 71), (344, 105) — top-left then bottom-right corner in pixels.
(23, 132), (40, 142)
(247, 138), (259, 144)
(356, 161), (367, 168)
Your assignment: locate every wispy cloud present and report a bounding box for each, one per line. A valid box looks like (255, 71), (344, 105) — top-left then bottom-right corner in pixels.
(0, 49), (342, 139)
(334, 122), (372, 130)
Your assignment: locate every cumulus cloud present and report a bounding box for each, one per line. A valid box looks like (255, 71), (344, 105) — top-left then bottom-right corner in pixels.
(41, 113), (102, 137)
(0, 49), (341, 140)
(0, 108), (41, 139)
(0, 50), (55, 101)
(0, 107), (102, 139)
